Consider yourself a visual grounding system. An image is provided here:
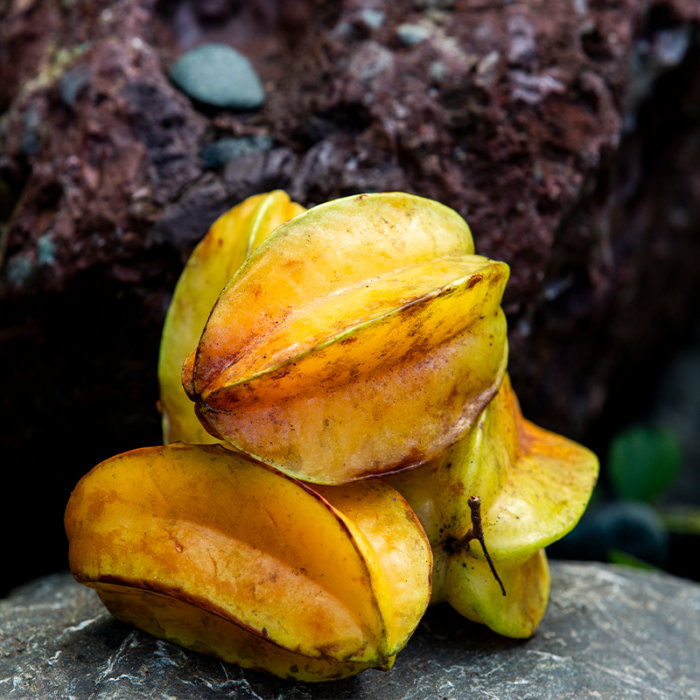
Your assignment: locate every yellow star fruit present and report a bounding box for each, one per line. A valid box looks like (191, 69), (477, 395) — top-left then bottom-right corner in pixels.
(65, 443), (432, 681)
(158, 191), (305, 444)
(387, 375), (598, 638)
(184, 192), (509, 484)
(65, 190), (599, 682)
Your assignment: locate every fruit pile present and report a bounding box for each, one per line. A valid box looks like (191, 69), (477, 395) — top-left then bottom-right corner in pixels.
(65, 192), (598, 681)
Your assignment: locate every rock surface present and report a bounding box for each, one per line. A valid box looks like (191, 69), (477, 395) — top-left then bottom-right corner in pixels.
(1, 562), (699, 699)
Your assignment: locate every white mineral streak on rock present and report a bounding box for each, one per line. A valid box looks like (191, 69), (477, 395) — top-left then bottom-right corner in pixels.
(510, 70), (566, 105)
(508, 14), (537, 66)
(55, 616), (101, 642)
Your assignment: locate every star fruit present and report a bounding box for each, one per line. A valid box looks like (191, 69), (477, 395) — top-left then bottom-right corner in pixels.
(65, 443), (432, 681)
(184, 192), (510, 484)
(158, 191), (305, 444)
(387, 374), (599, 638)
(66, 189), (598, 684)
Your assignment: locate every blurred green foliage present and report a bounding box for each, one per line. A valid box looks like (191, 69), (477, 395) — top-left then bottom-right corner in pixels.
(607, 548), (661, 571)
(660, 506), (700, 535)
(608, 426), (682, 503)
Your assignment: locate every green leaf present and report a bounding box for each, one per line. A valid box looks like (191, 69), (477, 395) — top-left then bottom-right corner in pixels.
(608, 426), (682, 503)
(659, 506), (700, 536)
(607, 548), (662, 572)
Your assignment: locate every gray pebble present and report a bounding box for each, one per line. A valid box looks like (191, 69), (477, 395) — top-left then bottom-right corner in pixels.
(169, 43), (265, 110)
(36, 233), (56, 266)
(200, 135), (274, 168)
(357, 9), (384, 30)
(60, 65), (92, 106)
(5, 253), (33, 287)
(428, 60), (446, 81)
(549, 501), (670, 567)
(20, 105), (42, 155)
(397, 23), (431, 46)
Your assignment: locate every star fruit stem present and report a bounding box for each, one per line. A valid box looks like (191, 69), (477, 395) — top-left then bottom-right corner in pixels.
(466, 496), (506, 597)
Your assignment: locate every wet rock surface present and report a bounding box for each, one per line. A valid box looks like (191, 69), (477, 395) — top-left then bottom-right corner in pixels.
(1, 562), (699, 699)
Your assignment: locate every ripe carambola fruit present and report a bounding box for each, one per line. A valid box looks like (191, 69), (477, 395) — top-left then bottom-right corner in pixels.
(65, 443), (432, 681)
(184, 192), (510, 484)
(158, 191), (305, 444)
(386, 375), (599, 638)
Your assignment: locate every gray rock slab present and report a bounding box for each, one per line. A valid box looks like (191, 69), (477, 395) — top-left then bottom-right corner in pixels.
(169, 43), (265, 110)
(1, 563), (699, 699)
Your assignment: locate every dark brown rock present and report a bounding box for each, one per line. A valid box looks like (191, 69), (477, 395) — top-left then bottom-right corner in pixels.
(1, 0), (700, 594)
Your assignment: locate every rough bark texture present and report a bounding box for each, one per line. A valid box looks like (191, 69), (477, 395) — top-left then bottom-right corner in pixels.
(2, 563), (700, 699)
(1, 0), (700, 593)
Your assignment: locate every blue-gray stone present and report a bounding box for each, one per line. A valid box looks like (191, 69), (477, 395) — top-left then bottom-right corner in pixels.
(200, 135), (273, 168)
(20, 106), (42, 155)
(169, 43), (265, 110)
(428, 60), (446, 81)
(549, 501), (670, 567)
(36, 233), (56, 266)
(357, 9), (385, 30)
(2, 563), (699, 698)
(4, 253), (33, 287)
(397, 23), (431, 46)
(60, 65), (92, 106)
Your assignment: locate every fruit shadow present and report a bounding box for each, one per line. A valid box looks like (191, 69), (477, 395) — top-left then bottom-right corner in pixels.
(230, 603), (528, 699)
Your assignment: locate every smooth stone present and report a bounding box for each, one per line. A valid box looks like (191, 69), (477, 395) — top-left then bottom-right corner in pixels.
(1, 563), (699, 698)
(428, 60), (446, 81)
(20, 105), (42, 155)
(357, 9), (385, 30)
(200, 135), (273, 168)
(169, 43), (265, 110)
(549, 501), (670, 567)
(396, 23), (431, 46)
(60, 65), (92, 106)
